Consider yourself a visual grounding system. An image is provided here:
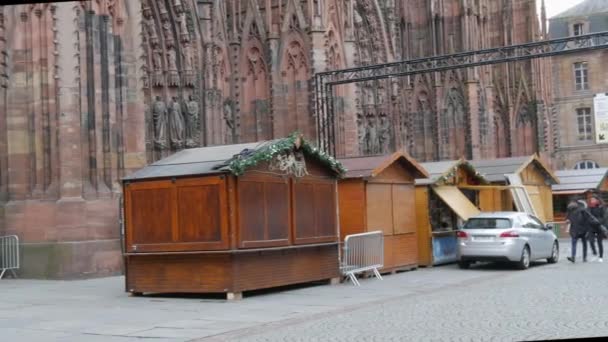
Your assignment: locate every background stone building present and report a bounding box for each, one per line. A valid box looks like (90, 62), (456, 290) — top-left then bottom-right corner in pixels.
(549, 0), (608, 170)
(0, 0), (552, 278)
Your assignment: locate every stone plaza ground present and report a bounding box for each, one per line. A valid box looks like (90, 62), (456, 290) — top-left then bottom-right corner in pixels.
(1, 239), (607, 342)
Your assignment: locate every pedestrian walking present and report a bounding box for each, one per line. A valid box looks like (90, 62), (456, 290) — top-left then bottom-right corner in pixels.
(566, 200), (589, 263)
(584, 196), (606, 263)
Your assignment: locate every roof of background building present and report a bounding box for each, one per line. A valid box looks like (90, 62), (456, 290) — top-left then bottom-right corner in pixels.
(552, 168), (608, 193)
(552, 0), (608, 19)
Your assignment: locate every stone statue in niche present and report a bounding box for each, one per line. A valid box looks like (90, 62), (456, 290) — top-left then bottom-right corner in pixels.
(363, 85), (373, 106)
(224, 100), (235, 143)
(151, 47), (164, 86)
(357, 113), (367, 154)
(378, 113), (391, 154)
(162, 19), (174, 47)
(152, 96), (168, 149)
(143, 12), (159, 47)
(166, 46), (180, 86)
(157, 0), (168, 20)
(365, 115), (378, 155)
(446, 88), (465, 125)
(168, 96), (185, 149)
(152, 47), (163, 71)
(185, 94), (199, 148)
(173, 0), (183, 13)
(182, 43), (195, 86)
(377, 86), (386, 105)
(178, 12), (190, 42)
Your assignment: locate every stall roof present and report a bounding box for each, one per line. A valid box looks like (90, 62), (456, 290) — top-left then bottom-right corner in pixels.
(469, 155), (559, 184)
(552, 168), (608, 194)
(339, 152), (428, 179)
(123, 134), (345, 181)
(415, 159), (486, 186)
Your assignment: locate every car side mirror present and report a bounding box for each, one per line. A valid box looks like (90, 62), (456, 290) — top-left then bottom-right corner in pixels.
(544, 223), (553, 231)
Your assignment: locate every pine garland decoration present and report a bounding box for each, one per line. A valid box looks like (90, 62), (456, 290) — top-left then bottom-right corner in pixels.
(226, 132), (346, 177)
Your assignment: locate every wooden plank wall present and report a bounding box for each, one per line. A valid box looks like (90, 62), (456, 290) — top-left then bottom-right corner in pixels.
(415, 186), (432, 266)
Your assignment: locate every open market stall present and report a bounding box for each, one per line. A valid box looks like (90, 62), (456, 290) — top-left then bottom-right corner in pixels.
(470, 155), (559, 223)
(415, 159), (487, 266)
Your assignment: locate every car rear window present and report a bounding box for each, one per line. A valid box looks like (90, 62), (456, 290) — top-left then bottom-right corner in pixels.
(463, 218), (512, 229)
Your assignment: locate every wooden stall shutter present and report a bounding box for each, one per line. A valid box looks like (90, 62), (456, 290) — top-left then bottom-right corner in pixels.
(293, 179), (338, 245)
(366, 184), (393, 235)
(392, 184), (416, 234)
(238, 177), (290, 248)
(125, 176), (229, 252)
(174, 177), (229, 250)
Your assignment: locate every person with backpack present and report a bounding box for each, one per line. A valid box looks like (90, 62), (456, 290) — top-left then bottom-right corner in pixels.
(566, 199), (590, 263)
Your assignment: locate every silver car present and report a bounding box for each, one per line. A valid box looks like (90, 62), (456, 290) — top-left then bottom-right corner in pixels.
(456, 212), (559, 270)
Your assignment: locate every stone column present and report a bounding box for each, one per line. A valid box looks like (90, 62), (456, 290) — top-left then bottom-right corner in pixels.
(56, 2), (83, 199)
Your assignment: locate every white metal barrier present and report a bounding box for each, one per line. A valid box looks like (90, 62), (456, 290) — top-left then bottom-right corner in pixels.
(340, 231), (384, 286)
(0, 235), (19, 279)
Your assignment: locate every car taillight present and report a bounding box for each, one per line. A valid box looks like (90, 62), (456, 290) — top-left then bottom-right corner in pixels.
(456, 231), (468, 238)
(500, 231), (519, 238)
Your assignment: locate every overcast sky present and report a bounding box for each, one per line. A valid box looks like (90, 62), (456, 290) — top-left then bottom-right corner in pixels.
(538, 0), (586, 19)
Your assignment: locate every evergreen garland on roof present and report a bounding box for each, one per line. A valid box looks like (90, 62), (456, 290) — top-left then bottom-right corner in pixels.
(226, 132), (347, 177)
(436, 160), (488, 185)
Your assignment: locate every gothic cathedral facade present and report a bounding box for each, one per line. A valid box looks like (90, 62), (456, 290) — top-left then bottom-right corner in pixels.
(0, 0), (553, 278)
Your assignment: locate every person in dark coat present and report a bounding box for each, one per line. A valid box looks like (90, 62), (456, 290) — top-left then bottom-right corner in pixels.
(566, 200), (589, 263)
(586, 196), (606, 263)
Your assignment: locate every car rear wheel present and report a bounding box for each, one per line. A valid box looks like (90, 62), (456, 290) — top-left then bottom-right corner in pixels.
(516, 246), (530, 270)
(458, 260), (470, 269)
(547, 241), (559, 264)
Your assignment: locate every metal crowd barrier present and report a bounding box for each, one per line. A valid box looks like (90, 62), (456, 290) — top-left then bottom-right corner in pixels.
(547, 221), (569, 239)
(0, 235), (19, 279)
(340, 231), (384, 286)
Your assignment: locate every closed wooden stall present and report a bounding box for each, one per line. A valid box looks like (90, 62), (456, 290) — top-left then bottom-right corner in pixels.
(122, 134), (345, 299)
(338, 153), (428, 272)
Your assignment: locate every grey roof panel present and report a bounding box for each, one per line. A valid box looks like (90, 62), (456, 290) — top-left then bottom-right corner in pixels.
(123, 140), (277, 181)
(419, 160), (460, 179)
(470, 156), (532, 183)
(552, 168), (608, 191)
(552, 0), (608, 19)
(415, 160), (460, 185)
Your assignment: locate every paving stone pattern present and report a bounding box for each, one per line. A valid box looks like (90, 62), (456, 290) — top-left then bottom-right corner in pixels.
(1, 239), (607, 341)
(203, 244), (608, 342)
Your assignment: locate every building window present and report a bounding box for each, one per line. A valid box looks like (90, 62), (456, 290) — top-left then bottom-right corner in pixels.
(574, 62), (589, 91)
(574, 160), (600, 170)
(576, 107), (593, 141)
(573, 23), (584, 36)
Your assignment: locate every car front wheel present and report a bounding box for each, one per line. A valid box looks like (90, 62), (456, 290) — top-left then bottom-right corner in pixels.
(516, 246), (530, 270)
(547, 241), (559, 264)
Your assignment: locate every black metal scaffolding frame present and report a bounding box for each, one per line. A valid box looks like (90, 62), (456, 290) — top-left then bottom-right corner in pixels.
(314, 31), (608, 157)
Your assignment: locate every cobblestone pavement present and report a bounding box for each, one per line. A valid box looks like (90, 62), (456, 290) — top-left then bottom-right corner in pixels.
(201, 245), (608, 342)
(2, 240), (607, 341)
